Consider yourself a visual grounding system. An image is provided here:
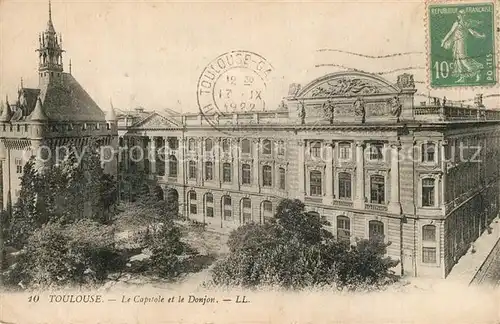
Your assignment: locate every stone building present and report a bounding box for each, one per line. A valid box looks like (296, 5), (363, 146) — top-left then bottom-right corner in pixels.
(120, 70), (500, 278)
(0, 2), (118, 211)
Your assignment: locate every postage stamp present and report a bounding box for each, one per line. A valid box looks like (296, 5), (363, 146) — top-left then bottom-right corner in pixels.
(428, 2), (496, 87)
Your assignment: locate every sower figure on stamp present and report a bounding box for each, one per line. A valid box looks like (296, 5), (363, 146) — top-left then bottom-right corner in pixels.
(441, 9), (486, 83)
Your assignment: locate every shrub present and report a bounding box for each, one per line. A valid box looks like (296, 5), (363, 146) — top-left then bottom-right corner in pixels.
(211, 199), (399, 290)
(6, 220), (125, 289)
(148, 221), (198, 279)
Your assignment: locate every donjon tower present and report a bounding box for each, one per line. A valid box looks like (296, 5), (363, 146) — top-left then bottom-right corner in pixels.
(0, 1), (118, 211)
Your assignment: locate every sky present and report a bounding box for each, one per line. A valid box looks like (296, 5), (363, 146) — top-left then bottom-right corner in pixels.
(0, 0), (498, 114)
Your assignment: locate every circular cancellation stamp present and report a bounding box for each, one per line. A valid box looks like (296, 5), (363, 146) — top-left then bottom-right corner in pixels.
(197, 50), (274, 124)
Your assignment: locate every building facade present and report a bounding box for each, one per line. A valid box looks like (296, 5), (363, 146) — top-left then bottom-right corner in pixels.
(120, 70), (500, 279)
(0, 3), (118, 211)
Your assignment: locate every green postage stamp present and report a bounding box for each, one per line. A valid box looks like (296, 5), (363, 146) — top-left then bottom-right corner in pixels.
(428, 2), (496, 87)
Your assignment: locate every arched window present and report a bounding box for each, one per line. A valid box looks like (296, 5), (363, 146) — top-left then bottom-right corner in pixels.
(241, 139), (251, 154)
(422, 142), (436, 163)
(370, 175), (385, 204)
(241, 198), (252, 223)
(310, 171), (322, 196)
(422, 178), (435, 207)
(188, 160), (197, 179)
(168, 155), (178, 177)
(205, 161), (213, 180)
(262, 165), (272, 187)
(188, 191), (197, 215)
(242, 164), (251, 184)
(308, 211), (320, 221)
(369, 220), (384, 241)
(204, 193), (214, 218)
(338, 172), (352, 199)
(337, 216), (350, 243)
(262, 201), (273, 224)
(222, 195), (232, 220)
(205, 138), (213, 152)
(262, 139), (272, 155)
(310, 141), (321, 158)
(222, 139), (230, 153)
(278, 167), (286, 190)
(223, 163), (232, 183)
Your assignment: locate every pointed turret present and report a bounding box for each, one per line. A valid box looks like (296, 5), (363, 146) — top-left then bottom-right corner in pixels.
(29, 97), (48, 122)
(0, 96), (12, 122)
(46, 0), (55, 34)
(37, 0), (65, 86)
(106, 98), (117, 121)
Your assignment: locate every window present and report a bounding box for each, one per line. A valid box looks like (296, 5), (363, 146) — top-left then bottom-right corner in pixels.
(189, 191), (197, 215)
(369, 143), (384, 160)
(422, 247), (437, 263)
(262, 201), (273, 224)
(188, 138), (196, 152)
(279, 167), (286, 190)
(422, 178), (435, 207)
(262, 165), (272, 187)
(241, 198), (252, 223)
(223, 163), (232, 183)
(310, 142), (321, 158)
(422, 142), (436, 163)
(205, 161), (213, 180)
(370, 175), (385, 204)
(277, 140), (285, 156)
(205, 139), (213, 152)
(168, 155), (178, 177)
(338, 172), (352, 199)
(223, 196), (232, 220)
(168, 137), (178, 150)
(242, 164), (251, 184)
(337, 216), (351, 243)
(241, 139), (251, 154)
(15, 158), (23, 174)
(188, 161), (197, 179)
(422, 225), (436, 242)
(262, 139), (272, 155)
(338, 142), (351, 160)
(205, 193), (214, 218)
(369, 220), (384, 241)
(222, 139), (230, 153)
(310, 171), (322, 196)
(144, 159), (150, 174)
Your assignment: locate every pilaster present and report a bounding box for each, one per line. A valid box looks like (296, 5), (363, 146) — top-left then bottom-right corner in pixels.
(388, 140), (402, 214)
(354, 140), (365, 209)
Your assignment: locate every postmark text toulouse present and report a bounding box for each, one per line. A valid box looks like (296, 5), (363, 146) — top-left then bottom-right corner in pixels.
(197, 50), (273, 116)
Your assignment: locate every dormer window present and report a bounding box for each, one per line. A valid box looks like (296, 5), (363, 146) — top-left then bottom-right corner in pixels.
(82, 123), (87, 131)
(96, 123), (100, 130)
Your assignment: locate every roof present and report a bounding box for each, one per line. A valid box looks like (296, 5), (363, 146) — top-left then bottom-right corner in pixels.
(38, 73), (105, 122)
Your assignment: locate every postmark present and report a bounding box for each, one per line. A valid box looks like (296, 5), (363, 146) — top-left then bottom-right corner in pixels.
(427, 2), (496, 87)
(197, 50), (274, 122)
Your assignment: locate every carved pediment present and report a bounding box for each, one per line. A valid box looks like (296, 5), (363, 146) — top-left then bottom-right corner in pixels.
(297, 71), (399, 99)
(132, 113), (180, 129)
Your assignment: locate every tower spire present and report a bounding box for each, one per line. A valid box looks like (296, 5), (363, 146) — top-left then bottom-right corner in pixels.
(47, 0), (55, 33)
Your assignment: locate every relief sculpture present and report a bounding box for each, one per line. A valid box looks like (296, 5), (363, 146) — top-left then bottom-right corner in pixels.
(310, 77), (381, 98)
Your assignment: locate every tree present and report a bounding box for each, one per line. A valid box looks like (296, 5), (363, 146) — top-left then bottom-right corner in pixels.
(211, 199), (399, 290)
(8, 139), (118, 248)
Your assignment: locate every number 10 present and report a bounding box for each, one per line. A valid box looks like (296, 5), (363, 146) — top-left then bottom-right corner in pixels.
(434, 61), (450, 79)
